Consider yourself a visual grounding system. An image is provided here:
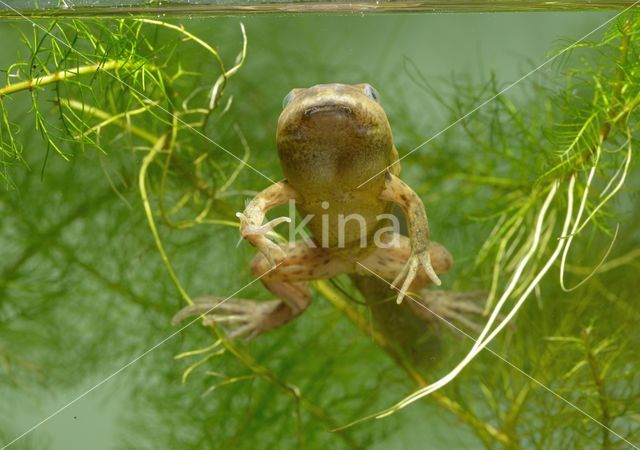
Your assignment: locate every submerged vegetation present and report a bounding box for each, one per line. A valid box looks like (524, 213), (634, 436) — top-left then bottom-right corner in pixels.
(0, 12), (638, 450)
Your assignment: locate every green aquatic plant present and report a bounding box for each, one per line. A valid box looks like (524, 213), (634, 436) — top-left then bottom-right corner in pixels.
(365, 14), (639, 415)
(1, 17), (411, 449)
(383, 14), (640, 448)
(0, 12), (639, 450)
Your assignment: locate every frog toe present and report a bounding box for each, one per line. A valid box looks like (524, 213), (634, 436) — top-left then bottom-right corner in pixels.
(407, 290), (490, 334)
(418, 251), (441, 286)
(172, 297), (281, 340)
(391, 257), (420, 304)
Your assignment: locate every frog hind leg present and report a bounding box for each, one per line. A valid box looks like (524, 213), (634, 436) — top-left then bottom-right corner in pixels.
(355, 234), (487, 333)
(407, 290), (488, 334)
(172, 240), (349, 339)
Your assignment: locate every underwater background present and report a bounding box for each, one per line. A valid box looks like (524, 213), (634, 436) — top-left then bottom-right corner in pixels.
(0, 3), (639, 449)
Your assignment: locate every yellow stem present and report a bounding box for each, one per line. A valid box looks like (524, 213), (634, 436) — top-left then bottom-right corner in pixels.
(60, 98), (158, 144)
(0, 60), (126, 97)
(139, 135), (194, 306)
(136, 19), (226, 75)
(314, 280), (511, 447)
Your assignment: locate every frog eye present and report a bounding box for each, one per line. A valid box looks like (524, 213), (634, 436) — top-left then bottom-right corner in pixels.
(363, 84), (380, 102)
(282, 90), (295, 109)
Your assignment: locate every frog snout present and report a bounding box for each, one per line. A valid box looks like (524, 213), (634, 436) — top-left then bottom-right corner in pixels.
(304, 104), (352, 117)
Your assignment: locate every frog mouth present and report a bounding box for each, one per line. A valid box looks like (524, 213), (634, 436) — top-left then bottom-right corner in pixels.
(304, 104), (352, 117)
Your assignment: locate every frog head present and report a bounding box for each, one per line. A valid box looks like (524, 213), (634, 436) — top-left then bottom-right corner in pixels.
(276, 83), (394, 194)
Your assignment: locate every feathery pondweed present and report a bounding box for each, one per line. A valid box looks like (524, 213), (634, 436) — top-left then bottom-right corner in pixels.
(1, 12), (638, 450)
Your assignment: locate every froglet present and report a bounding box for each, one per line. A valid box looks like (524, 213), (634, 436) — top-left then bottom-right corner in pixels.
(173, 83), (483, 339)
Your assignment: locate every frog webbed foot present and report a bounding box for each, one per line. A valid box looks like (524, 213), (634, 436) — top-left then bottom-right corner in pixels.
(407, 290), (488, 334)
(392, 249), (442, 304)
(172, 296), (282, 340)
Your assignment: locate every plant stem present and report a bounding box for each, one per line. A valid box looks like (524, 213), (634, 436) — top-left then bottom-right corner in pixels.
(0, 59), (126, 97)
(314, 279), (511, 447)
(60, 98), (158, 144)
(139, 134), (194, 306)
(589, 19), (638, 155)
(582, 329), (612, 450)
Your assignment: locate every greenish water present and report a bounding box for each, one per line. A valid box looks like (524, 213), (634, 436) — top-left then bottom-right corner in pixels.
(1, 8), (638, 450)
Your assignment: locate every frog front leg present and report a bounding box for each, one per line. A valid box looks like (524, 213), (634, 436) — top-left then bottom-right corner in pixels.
(356, 236), (489, 333)
(172, 180), (302, 338)
(379, 172), (442, 304)
(236, 180), (300, 266)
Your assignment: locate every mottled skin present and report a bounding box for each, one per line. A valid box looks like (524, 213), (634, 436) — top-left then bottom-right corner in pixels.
(173, 83), (478, 339)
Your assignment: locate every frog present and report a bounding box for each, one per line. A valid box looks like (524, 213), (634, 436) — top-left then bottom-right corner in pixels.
(173, 83), (484, 339)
